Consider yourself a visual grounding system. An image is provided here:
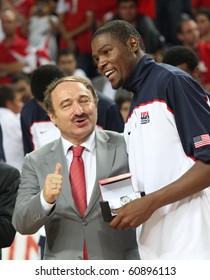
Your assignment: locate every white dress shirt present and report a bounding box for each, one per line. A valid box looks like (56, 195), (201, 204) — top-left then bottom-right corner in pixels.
(41, 131), (96, 213)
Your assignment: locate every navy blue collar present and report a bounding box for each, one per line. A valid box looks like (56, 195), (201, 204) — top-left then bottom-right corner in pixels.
(123, 54), (155, 94)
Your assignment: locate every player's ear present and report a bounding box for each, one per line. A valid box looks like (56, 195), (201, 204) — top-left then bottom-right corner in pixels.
(128, 36), (139, 53)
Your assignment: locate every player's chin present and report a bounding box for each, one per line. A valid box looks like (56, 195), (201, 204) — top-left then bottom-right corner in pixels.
(111, 77), (123, 90)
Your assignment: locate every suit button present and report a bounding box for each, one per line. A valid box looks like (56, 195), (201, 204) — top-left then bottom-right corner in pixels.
(82, 220), (88, 226)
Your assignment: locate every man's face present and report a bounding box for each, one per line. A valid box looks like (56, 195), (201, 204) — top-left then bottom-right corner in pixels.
(196, 13), (210, 37)
(118, 1), (137, 23)
(1, 11), (17, 37)
(57, 54), (76, 75)
(9, 92), (24, 114)
(48, 81), (97, 145)
(178, 20), (200, 47)
(91, 33), (137, 89)
(14, 79), (33, 103)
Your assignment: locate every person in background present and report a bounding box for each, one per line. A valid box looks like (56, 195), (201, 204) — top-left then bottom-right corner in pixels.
(195, 8), (210, 42)
(91, 19), (210, 260)
(191, 0), (210, 17)
(56, 48), (87, 77)
(0, 9), (36, 84)
(0, 0), (35, 38)
(177, 15), (210, 91)
(20, 64), (65, 155)
(27, 0), (59, 61)
(0, 124), (5, 162)
(162, 45), (200, 80)
(12, 72), (33, 104)
(115, 90), (133, 123)
(0, 162), (20, 259)
(13, 76), (139, 260)
(57, 0), (97, 79)
(0, 84), (24, 171)
(162, 45), (210, 102)
(96, 90), (124, 132)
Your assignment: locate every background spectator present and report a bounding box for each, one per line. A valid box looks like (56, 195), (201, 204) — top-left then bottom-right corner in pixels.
(191, 0), (210, 16)
(162, 45), (200, 80)
(27, 0), (59, 61)
(0, 0), (35, 38)
(0, 9), (36, 84)
(176, 16), (210, 90)
(12, 72), (33, 104)
(195, 8), (210, 42)
(0, 84), (24, 171)
(20, 64), (64, 155)
(115, 90), (133, 123)
(56, 48), (87, 77)
(57, 0), (97, 78)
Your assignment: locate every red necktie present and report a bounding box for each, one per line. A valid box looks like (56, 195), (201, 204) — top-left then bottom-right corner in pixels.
(69, 146), (88, 259)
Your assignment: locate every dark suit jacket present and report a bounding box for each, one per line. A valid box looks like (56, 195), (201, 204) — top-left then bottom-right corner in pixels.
(13, 129), (139, 260)
(0, 163), (20, 259)
(97, 91), (124, 132)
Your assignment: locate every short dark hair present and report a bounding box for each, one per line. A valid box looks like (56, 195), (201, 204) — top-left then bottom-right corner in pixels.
(196, 8), (210, 21)
(92, 20), (146, 52)
(177, 15), (193, 34)
(30, 64), (66, 102)
(12, 72), (30, 84)
(56, 48), (76, 63)
(0, 84), (16, 107)
(162, 46), (199, 71)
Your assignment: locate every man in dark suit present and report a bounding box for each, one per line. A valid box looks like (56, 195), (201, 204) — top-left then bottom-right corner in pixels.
(0, 162), (20, 259)
(13, 76), (139, 260)
(0, 124), (5, 162)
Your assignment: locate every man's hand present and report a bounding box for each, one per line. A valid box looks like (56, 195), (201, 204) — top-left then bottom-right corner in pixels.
(43, 163), (63, 204)
(109, 195), (155, 230)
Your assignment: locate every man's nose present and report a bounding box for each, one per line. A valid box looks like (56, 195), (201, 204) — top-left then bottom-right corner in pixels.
(98, 56), (107, 71)
(72, 101), (84, 114)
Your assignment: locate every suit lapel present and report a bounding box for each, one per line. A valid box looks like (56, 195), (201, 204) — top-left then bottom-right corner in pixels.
(86, 129), (117, 216)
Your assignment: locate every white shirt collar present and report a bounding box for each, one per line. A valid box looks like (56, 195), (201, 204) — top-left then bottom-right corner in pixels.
(61, 130), (96, 156)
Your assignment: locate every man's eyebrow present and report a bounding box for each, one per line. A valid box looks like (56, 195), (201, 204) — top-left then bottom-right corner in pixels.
(92, 44), (111, 60)
(95, 44), (112, 54)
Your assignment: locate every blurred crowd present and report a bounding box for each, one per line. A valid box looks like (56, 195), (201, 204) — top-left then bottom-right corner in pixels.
(0, 0), (210, 171)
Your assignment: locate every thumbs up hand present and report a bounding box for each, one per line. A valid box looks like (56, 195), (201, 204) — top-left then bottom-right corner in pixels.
(43, 163), (63, 204)
(54, 162), (62, 175)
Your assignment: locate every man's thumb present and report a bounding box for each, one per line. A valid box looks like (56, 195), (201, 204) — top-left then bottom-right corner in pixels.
(54, 163), (62, 174)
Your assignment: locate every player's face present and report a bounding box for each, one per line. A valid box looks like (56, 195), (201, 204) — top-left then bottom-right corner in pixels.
(92, 33), (138, 89)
